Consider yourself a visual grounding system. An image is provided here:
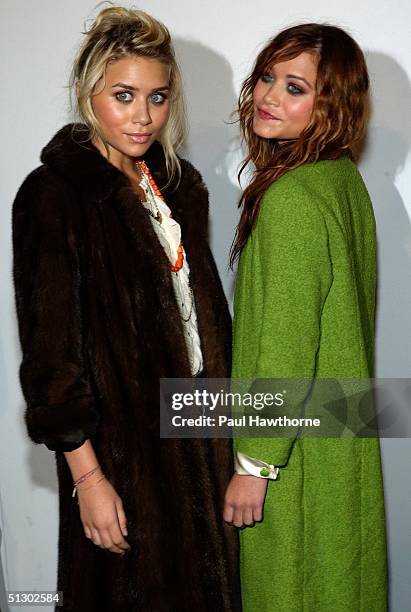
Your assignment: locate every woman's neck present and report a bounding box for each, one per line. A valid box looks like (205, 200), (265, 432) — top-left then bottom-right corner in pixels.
(92, 136), (136, 176)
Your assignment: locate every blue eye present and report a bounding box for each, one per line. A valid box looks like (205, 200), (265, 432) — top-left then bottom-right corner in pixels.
(150, 92), (167, 105)
(261, 74), (274, 83)
(287, 83), (303, 95)
(116, 91), (133, 103)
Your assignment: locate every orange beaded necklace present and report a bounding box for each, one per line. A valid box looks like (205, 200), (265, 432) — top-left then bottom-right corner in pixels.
(136, 160), (184, 273)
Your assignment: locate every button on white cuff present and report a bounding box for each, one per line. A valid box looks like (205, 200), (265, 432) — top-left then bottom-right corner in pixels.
(235, 450), (280, 480)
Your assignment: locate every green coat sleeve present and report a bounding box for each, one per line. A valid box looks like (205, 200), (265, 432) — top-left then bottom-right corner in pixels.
(234, 179), (333, 466)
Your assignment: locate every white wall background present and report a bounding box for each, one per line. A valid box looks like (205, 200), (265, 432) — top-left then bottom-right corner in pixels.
(1, 1), (410, 610)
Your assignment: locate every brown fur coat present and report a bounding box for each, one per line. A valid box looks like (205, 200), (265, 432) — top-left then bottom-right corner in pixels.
(12, 125), (241, 611)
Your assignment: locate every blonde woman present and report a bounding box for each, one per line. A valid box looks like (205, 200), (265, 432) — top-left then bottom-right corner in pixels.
(13, 7), (240, 611)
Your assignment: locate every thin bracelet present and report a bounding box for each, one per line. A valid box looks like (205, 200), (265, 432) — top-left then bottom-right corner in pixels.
(73, 475), (106, 498)
(72, 466), (101, 498)
(72, 475), (106, 498)
(73, 465), (101, 486)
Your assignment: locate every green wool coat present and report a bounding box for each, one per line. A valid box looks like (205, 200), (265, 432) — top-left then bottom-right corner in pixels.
(232, 156), (387, 612)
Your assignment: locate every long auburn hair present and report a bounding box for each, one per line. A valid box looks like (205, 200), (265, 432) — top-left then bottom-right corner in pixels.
(230, 23), (369, 266)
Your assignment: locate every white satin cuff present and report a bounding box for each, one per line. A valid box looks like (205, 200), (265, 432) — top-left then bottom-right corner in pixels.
(235, 450), (280, 480)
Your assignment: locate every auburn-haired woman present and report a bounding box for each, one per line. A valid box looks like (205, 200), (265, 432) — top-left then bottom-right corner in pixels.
(12, 7), (240, 611)
(224, 23), (387, 611)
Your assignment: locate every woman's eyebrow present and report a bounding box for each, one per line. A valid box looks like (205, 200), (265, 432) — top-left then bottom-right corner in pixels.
(286, 74), (313, 88)
(111, 82), (170, 91)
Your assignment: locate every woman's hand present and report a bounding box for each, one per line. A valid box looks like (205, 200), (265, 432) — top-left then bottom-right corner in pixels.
(76, 473), (131, 555)
(223, 473), (268, 527)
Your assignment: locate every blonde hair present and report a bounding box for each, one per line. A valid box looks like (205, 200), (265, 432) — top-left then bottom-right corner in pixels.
(70, 5), (186, 181)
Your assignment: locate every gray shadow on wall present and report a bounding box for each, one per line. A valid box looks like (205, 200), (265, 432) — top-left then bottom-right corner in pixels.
(0, 529), (10, 612)
(0, 505), (11, 612)
(26, 436), (59, 494)
(173, 38), (243, 303)
(360, 52), (411, 377)
(0, 334), (7, 421)
(360, 52), (411, 612)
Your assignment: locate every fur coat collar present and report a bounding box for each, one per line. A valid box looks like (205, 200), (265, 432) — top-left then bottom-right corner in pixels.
(40, 123), (208, 232)
(41, 124), (175, 203)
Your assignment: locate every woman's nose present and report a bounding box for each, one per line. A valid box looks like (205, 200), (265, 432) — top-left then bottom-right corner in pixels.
(132, 99), (151, 125)
(263, 84), (280, 107)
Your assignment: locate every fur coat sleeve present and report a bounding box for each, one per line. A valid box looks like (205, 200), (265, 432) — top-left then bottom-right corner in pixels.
(12, 167), (100, 451)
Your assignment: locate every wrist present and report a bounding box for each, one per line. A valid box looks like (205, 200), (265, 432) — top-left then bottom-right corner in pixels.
(63, 439), (99, 481)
